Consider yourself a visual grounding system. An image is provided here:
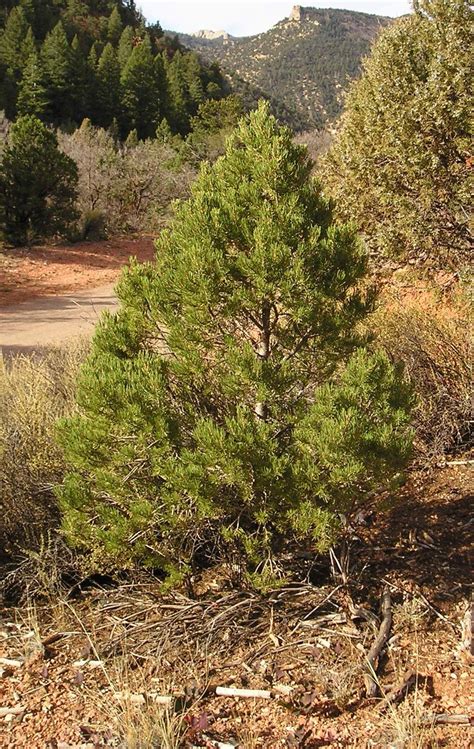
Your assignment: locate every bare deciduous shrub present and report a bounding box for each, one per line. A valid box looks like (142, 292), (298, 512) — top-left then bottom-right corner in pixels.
(0, 341), (88, 566)
(58, 120), (196, 236)
(375, 289), (473, 461)
(111, 139), (195, 233)
(57, 120), (119, 221)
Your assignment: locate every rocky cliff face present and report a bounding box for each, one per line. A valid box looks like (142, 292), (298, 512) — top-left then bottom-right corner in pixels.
(289, 5), (303, 22)
(190, 30), (232, 40)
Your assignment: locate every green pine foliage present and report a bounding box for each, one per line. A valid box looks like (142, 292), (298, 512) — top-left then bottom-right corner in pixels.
(117, 24), (134, 68)
(0, 115), (78, 245)
(16, 51), (48, 116)
(58, 103), (413, 583)
(41, 21), (74, 122)
(120, 34), (161, 138)
(96, 42), (121, 127)
(322, 0), (473, 262)
(70, 35), (92, 122)
(107, 5), (122, 44)
(0, 6), (30, 74)
(0, 1), (226, 136)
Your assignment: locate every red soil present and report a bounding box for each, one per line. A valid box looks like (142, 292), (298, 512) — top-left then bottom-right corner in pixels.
(0, 236), (156, 307)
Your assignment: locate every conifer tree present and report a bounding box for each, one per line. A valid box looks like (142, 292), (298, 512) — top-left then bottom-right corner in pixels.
(124, 127), (138, 147)
(70, 35), (91, 124)
(0, 115), (78, 245)
(41, 21), (74, 122)
(58, 103), (413, 581)
(322, 0), (472, 262)
(0, 68), (17, 121)
(184, 52), (205, 110)
(107, 5), (123, 45)
(0, 7), (30, 74)
(0, 8), (32, 116)
(165, 50), (190, 133)
(96, 42), (121, 127)
(120, 34), (161, 138)
(117, 25), (134, 69)
(17, 51), (48, 117)
(21, 25), (36, 63)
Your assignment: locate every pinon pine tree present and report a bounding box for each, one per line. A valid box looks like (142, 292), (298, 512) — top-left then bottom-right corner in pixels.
(58, 102), (413, 585)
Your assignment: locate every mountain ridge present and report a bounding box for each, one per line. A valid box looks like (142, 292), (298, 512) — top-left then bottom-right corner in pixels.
(169, 5), (391, 131)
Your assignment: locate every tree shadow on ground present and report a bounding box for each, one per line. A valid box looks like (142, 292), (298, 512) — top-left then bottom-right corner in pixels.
(353, 465), (472, 612)
(1, 236), (155, 270)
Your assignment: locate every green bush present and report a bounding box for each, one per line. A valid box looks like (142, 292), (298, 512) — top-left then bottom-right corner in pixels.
(58, 103), (413, 585)
(0, 342), (88, 566)
(0, 115), (78, 246)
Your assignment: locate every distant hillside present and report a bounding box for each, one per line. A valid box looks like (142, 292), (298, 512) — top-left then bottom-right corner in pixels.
(173, 5), (391, 131)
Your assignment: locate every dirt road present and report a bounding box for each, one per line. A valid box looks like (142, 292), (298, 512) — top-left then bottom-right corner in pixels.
(0, 283), (118, 356)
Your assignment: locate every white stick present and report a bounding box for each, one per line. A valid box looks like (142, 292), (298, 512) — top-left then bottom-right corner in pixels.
(216, 687), (272, 699)
(0, 705), (25, 717)
(0, 658), (23, 668)
(444, 459), (474, 466)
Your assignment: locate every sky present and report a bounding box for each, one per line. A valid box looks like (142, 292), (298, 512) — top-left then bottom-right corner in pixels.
(139, 1), (412, 36)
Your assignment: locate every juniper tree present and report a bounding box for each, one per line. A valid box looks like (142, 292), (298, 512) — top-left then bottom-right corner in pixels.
(58, 103), (413, 583)
(322, 0), (472, 262)
(0, 115), (78, 245)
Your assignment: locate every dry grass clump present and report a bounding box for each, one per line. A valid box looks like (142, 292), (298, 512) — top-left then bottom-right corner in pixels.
(374, 285), (472, 462)
(0, 340), (88, 568)
(382, 691), (437, 749)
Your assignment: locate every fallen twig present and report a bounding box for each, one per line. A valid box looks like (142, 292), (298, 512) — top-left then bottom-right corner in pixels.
(442, 459), (474, 467)
(379, 669), (416, 708)
(42, 632), (66, 649)
(215, 685), (293, 700)
(113, 691), (174, 706)
(381, 578), (457, 630)
(364, 587), (392, 698)
(298, 612), (346, 628)
(423, 713), (472, 725)
(0, 657), (23, 668)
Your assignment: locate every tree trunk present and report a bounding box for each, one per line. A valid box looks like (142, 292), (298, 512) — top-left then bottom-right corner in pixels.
(255, 299), (271, 420)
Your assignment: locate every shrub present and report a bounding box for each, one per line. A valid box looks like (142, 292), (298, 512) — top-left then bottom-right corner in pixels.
(81, 209), (107, 241)
(375, 288), (473, 461)
(0, 115), (78, 246)
(57, 119), (119, 223)
(58, 103), (413, 584)
(0, 341), (88, 566)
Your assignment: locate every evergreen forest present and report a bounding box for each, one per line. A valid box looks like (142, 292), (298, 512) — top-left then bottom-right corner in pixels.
(0, 0), (226, 138)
